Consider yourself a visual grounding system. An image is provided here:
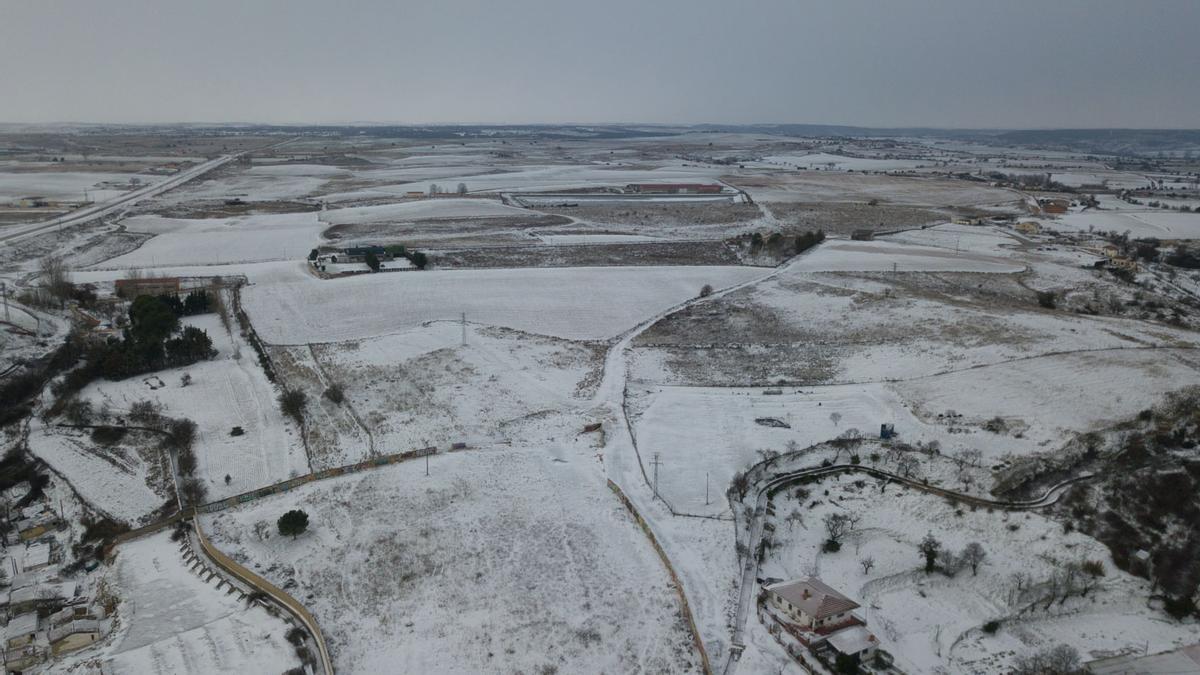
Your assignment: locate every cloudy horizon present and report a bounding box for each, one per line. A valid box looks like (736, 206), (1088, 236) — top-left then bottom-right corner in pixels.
(2, 0), (1198, 129)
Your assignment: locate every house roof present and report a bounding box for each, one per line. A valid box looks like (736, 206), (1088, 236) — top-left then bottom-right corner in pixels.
(21, 543), (49, 571)
(766, 577), (860, 619)
(826, 624), (876, 655)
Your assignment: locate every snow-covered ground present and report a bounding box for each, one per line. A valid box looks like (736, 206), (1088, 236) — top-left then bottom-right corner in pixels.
(308, 322), (603, 457)
(242, 265), (768, 343)
(98, 212), (325, 268)
(320, 198), (531, 224)
(100, 532), (302, 674)
(760, 478), (1200, 673)
(0, 170), (162, 202)
(203, 447), (702, 674)
(787, 238), (1025, 273)
(1054, 209), (1200, 239)
(754, 152), (932, 172)
(73, 314), (308, 501)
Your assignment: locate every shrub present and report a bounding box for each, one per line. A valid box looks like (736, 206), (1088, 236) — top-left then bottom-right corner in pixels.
(699, 284), (714, 298)
(230, 426), (245, 436)
(323, 384), (345, 405)
(91, 426), (127, 445)
(278, 389), (307, 425)
(822, 539), (842, 553)
(982, 620), (1001, 634)
(1036, 290), (1057, 309)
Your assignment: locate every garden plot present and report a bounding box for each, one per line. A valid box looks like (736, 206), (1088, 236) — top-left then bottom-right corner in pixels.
(98, 532), (301, 674)
(202, 448), (702, 674)
(162, 166), (333, 202)
(759, 479), (1200, 673)
(76, 315), (308, 501)
(309, 323), (604, 453)
(98, 212), (325, 268)
(242, 265), (768, 344)
(787, 239), (1024, 274)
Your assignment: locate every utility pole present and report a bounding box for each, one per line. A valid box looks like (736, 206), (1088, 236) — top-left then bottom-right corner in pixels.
(892, 262), (898, 275)
(0, 282), (9, 323)
(425, 453), (430, 477)
(705, 471), (710, 506)
(651, 452), (662, 500)
(461, 312), (467, 346)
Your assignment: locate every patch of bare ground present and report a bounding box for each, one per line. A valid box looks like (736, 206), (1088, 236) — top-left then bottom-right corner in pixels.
(320, 214), (571, 244)
(429, 240), (744, 268)
(536, 201), (762, 228)
(152, 199), (321, 218)
(763, 201), (948, 235)
(633, 344), (840, 386)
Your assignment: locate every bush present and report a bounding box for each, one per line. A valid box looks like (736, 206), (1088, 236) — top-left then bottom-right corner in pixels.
(699, 284), (714, 298)
(822, 539), (842, 553)
(180, 478), (208, 507)
(323, 384), (345, 405)
(91, 426), (128, 445)
(982, 620), (1000, 634)
(230, 426), (245, 436)
(278, 389), (307, 425)
(1036, 290), (1057, 309)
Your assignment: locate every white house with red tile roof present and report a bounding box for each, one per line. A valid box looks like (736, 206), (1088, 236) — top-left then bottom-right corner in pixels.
(765, 577), (860, 632)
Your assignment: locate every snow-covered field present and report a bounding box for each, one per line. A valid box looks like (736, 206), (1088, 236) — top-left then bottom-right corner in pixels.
(242, 265), (768, 343)
(203, 448), (702, 674)
(1054, 209), (1200, 239)
(101, 532), (301, 674)
(26, 424), (170, 524)
(308, 322), (603, 456)
(98, 212), (324, 268)
(0, 170), (160, 202)
(788, 238), (1025, 273)
(755, 152), (932, 172)
(320, 198), (531, 224)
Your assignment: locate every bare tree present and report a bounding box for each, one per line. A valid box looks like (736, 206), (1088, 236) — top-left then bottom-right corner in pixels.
(823, 513), (852, 548)
(829, 411), (842, 427)
(919, 533), (941, 573)
(961, 542), (986, 575)
(860, 556), (875, 574)
(896, 454), (920, 479)
(456, 182), (468, 195)
(785, 510), (804, 531)
(40, 255), (73, 307)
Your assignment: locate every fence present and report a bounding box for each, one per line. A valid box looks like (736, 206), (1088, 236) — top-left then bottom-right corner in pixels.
(196, 446), (438, 514)
(607, 480), (713, 675)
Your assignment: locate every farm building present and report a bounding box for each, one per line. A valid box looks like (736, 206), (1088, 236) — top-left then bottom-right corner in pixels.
(321, 245), (393, 265)
(765, 577), (860, 633)
(625, 183), (724, 194)
(1015, 221), (1042, 235)
(1038, 198), (1070, 215)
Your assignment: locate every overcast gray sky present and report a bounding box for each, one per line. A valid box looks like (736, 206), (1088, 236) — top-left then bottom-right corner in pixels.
(2, 0), (1197, 128)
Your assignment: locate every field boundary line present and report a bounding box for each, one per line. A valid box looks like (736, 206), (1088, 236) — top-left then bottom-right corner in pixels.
(607, 479), (713, 675)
